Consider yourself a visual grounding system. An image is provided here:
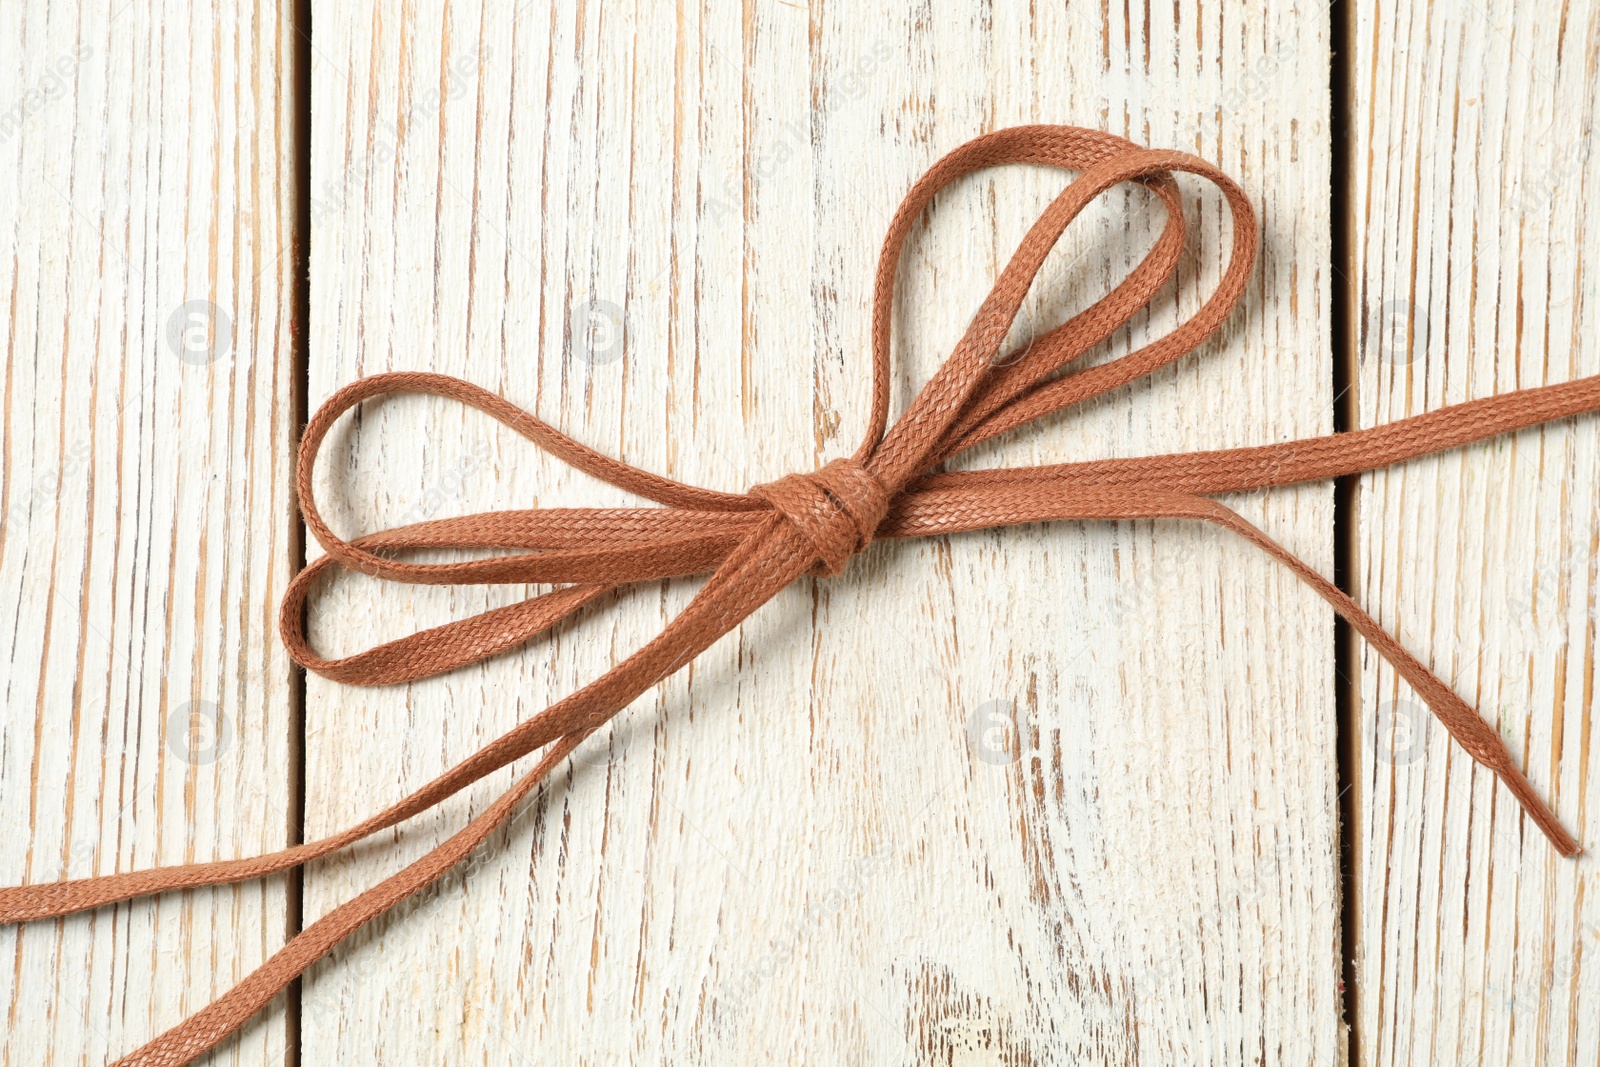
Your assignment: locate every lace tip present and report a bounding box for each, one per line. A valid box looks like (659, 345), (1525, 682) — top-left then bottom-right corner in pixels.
(1494, 761), (1582, 858)
(1544, 822), (1582, 860)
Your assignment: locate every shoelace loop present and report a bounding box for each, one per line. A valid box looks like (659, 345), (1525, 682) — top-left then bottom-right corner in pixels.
(4, 124), (1596, 1067)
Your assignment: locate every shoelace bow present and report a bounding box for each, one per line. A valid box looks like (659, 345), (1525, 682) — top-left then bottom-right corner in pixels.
(6, 124), (1598, 1067)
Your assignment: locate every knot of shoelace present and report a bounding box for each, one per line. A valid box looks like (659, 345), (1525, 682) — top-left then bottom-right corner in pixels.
(10, 122), (1600, 1067)
(748, 457), (890, 577)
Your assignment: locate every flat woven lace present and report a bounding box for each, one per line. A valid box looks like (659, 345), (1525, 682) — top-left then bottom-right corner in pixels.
(5, 125), (1596, 1067)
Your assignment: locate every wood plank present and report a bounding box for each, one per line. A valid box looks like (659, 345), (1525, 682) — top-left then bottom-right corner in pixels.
(303, 2), (1338, 1062)
(0, 2), (300, 1064)
(1350, 2), (1600, 1063)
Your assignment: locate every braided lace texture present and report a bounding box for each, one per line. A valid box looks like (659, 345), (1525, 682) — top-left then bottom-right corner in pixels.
(5, 125), (1597, 1067)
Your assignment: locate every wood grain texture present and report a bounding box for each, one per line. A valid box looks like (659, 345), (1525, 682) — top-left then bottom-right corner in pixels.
(300, 1), (1339, 1063)
(0, 2), (300, 1064)
(1350, 1), (1600, 1064)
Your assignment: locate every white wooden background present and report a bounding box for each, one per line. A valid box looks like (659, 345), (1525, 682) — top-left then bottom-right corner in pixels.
(0, 2), (300, 1065)
(0, 1), (1594, 1065)
(1350, 3), (1600, 1064)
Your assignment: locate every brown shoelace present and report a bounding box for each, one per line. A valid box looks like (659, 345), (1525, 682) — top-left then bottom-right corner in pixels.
(5, 124), (1596, 1066)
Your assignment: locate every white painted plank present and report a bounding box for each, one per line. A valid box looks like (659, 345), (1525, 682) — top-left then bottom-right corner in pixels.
(303, 3), (1338, 1063)
(0, 2), (300, 1064)
(1351, 2), (1600, 1064)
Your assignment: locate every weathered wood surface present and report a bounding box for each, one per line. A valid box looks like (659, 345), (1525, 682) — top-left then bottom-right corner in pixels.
(1349, 2), (1600, 1064)
(0, 2), (300, 1065)
(301, 2), (1337, 1064)
(30, 2), (1600, 1065)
